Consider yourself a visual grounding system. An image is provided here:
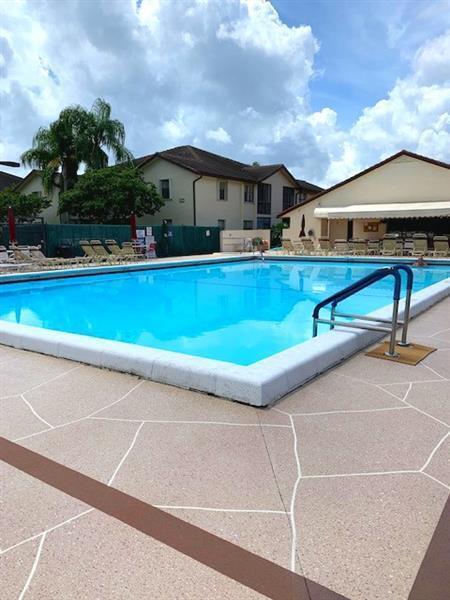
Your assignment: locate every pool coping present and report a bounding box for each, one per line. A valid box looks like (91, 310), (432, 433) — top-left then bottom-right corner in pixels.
(0, 256), (449, 406)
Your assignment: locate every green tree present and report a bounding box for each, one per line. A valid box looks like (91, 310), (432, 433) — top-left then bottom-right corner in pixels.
(58, 166), (164, 223)
(21, 98), (133, 194)
(0, 187), (51, 221)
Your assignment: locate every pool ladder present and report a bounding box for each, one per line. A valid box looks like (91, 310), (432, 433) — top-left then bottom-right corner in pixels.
(312, 265), (413, 357)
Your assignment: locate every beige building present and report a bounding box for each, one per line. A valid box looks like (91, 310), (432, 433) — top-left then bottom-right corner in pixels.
(135, 145), (322, 230)
(13, 145), (322, 229)
(13, 170), (62, 224)
(279, 150), (450, 243)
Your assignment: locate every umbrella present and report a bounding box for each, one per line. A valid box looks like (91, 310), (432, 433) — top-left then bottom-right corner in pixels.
(299, 214), (306, 237)
(130, 212), (137, 240)
(8, 206), (16, 244)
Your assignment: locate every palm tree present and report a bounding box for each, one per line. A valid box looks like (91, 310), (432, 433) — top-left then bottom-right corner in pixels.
(85, 98), (133, 170)
(21, 98), (133, 193)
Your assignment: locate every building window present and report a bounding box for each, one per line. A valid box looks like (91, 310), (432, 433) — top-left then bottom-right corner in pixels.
(282, 187), (295, 211)
(160, 179), (170, 200)
(257, 217), (271, 229)
(297, 189), (307, 203)
(243, 220), (253, 230)
(244, 184), (254, 203)
(257, 183), (271, 214)
(282, 217), (291, 227)
(218, 181), (228, 201)
(218, 219), (226, 230)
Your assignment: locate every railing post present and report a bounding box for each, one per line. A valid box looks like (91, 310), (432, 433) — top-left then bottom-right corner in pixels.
(330, 303), (336, 330)
(385, 298), (400, 357)
(396, 265), (413, 347)
(312, 319), (318, 337)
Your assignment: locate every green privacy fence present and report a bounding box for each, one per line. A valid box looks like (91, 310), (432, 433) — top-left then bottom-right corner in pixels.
(1, 223), (46, 248)
(1, 223), (220, 258)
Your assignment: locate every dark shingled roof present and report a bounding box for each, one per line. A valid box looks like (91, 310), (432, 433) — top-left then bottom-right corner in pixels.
(0, 171), (23, 192)
(134, 145), (300, 184)
(296, 179), (324, 193)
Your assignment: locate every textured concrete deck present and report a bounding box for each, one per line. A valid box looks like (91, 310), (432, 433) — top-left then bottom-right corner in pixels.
(1, 297), (449, 599)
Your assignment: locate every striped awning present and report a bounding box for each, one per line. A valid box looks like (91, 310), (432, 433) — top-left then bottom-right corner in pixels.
(314, 201), (450, 219)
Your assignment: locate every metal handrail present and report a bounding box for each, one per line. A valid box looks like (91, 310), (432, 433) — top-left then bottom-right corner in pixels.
(312, 265), (414, 357)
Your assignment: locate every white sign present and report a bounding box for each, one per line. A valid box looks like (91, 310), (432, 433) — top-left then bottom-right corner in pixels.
(146, 227), (153, 236)
(136, 229), (145, 239)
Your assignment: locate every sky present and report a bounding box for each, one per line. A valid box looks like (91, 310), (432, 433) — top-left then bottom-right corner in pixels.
(0, 0), (449, 187)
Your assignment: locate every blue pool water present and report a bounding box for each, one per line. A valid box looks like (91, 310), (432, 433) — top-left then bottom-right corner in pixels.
(0, 260), (449, 365)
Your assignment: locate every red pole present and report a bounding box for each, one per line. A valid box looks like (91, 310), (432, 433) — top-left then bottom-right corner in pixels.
(130, 212), (137, 240)
(7, 206), (16, 244)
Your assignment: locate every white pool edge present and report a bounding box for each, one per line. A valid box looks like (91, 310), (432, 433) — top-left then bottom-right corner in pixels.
(0, 264), (449, 407)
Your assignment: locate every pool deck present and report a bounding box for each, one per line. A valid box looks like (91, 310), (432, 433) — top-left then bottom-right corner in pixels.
(1, 296), (449, 599)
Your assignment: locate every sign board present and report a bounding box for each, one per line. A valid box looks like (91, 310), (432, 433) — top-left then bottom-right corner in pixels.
(136, 229), (145, 239)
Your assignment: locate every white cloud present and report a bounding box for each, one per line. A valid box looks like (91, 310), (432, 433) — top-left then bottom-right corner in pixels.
(205, 127), (232, 144)
(0, 0), (448, 191)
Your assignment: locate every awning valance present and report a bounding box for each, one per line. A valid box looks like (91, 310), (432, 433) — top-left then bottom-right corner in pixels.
(314, 201), (450, 219)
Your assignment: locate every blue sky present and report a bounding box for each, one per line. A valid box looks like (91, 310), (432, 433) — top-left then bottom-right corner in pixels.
(273, 0), (448, 126)
(0, 0), (449, 186)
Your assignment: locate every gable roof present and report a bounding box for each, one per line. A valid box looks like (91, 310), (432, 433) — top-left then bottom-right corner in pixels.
(13, 169), (42, 192)
(278, 149), (450, 217)
(296, 179), (324, 194)
(134, 145), (299, 185)
(0, 171), (23, 192)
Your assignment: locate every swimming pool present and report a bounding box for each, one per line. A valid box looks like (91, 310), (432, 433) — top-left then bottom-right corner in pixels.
(0, 257), (449, 405)
(0, 258), (449, 366)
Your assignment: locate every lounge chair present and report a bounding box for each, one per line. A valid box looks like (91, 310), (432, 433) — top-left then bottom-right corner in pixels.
(121, 241), (145, 260)
(300, 237), (315, 255)
(381, 235), (397, 257)
(395, 239), (404, 256)
(351, 239), (368, 256)
(432, 235), (449, 257)
(28, 246), (88, 268)
(317, 237), (330, 255)
(411, 233), (428, 257)
(292, 241), (305, 255)
(79, 240), (110, 263)
(367, 240), (380, 255)
(281, 239), (295, 255)
(105, 239), (138, 261)
(0, 245), (14, 263)
(333, 239), (351, 255)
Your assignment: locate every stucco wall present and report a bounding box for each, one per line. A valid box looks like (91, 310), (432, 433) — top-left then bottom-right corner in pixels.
(139, 158), (197, 225)
(18, 174), (60, 224)
(282, 155), (450, 244)
(282, 197), (323, 242)
(195, 176), (248, 228)
(220, 229), (270, 252)
(260, 170), (297, 224)
(318, 155), (450, 207)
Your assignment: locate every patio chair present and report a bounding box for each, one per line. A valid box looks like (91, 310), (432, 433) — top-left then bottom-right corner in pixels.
(105, 239), (137, 261)
(403, 238), (414, 256)
(381, 235), (397, 257)
(292, 241), (305, 255)
(79, 240), (110, 263)
(29, 246), (88, 268)
(0, 245), (14, 263)
(317, 237), (330, 255)
(411, 233), (429, 257)
(121, 241), (146, 260)
(351, 239), (368, 256)
(367, 240), (380, 255)
(281, 239), (295, 255)
(300, 237), (315, 255)
(333, 239), (351, 255)
(395, 239), (404, 256)
(432, 235), (449, 257)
